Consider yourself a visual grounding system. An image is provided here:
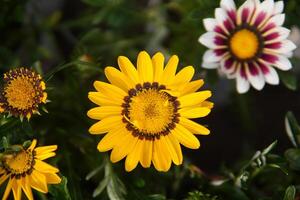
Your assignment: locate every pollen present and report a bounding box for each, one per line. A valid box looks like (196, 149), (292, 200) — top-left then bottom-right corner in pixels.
(229, 29), (260, 60)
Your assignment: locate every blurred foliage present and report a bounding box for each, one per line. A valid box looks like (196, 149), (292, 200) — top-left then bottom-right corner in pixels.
(1, 0), (300, 199)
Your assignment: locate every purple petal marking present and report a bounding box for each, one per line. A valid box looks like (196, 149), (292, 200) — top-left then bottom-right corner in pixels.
(240, 64), (247, 79)
(262, 23), (276, 33)
(261, 54), (279, 63)
(254, 12), (267, 26)
(214, 26), (226, 35)
(227, 10), (237, 24)
(224, 19), (234, 32)
(214, 49), (227, 56)
(264, 32), (280, 41)
(265, 42), (282, 49)
(225, 58), (234, 69)
(214, 36), (227, 46)
(248, 62), (259, 76)
(257, 62), (269, 75)
(242, 8), (250, 22)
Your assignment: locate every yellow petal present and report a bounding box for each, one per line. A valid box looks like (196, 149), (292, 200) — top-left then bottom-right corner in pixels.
(201, 101), (214, 109)
(180, 80), (204, 96)
(118, 56), (140, 84)
(97, 127), (126, 152)
(35, 145), (57, 155)
(12, 179), (21, 200)
(140, 140), (153, 168)
(28, 139), (37, 151)
(110, 133), (138, 163)
(170, 66), (194, 86)
(179, 107), (211, 118)
(44, 173), (61, 184)
(161, 55), (179, 85)
(29, 170), (48, 193)
(152, 52), (164, 82)
(2, 178), (12, 200)
(21, 176), (33, 200)
(88, 92), (121, 106)
(89, 116), (123, 134)
(178, 91), (212, 108)
(137, 51), (153, 83)
(168, 134), (183, 164)
(125, 139), (143, 172)
(87, 106), (122, 120)
(152, 139), (171, 172)
(34, 159), (59, 173)
(173, 124), (200, 149)
(35, 152), (56, 160)
(161, 136), (181, 165)
(93, 81), (126, 101)
(104, 66), (134, 91)
(179, 117), (210, 135)
(0, 175), (8, 186)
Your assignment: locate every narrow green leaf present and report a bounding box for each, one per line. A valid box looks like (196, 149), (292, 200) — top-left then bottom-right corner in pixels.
(93, 176), (109, 198)
(262, 140), (277, 155)
(285, 111), (300, 147)
(283, 185), (296, 200)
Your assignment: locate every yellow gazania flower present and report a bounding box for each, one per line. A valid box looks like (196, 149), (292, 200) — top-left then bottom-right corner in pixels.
(0, 139), (61, 200)
(87, 51), (213, 172)
(0, 68), (48, 120)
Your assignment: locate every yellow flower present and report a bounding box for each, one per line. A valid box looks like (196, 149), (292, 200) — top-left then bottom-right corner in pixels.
(0, 68), (48, 120)
(87, 51), (213, 172)
(0, 139), (61, 200)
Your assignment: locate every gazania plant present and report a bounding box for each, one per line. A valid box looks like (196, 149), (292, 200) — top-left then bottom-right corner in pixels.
(199, 0), (296, 93)
(87, 51), (213, 172)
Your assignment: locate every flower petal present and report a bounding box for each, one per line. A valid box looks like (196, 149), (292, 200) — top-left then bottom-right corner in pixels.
(104, 67), (134, 91)
(179, 117), (210, 135)
(125, 139), (143, 172)
(173, 124), (200, 149)
(140, 140), (153, 168)
(118, 56), (140, 84)
(236, 65), (250, 94)
(161, 55), (179, 85)
(30, 170), (48, 193)
(257, 61), (279, 85)
(245, 63), (265, 91)
(87, 106), (122, 120)
(137, 51), (153, 83)
(89, 116), (123, 134)
(97, 127), (126, 152)
(178, 91), (212, 108)
(152, 52), (164, 82)
(203, 18), (218, 32)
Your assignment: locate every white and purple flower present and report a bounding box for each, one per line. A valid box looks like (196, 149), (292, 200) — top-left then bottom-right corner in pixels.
(199, 0), (297, 93)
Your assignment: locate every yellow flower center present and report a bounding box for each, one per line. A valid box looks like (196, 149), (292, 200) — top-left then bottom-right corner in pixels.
(122, 83), (179, 140)
(229, 29), (259, 60)
(4, 77), (36, 109)
(3, 148), (34, 176)
(129, 89), (175, 134)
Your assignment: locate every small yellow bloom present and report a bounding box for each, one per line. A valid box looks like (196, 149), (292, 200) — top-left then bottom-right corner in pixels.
(0, 139), (61, 200)
(87, 51), (213, 172)
(0, 68), (48, 120)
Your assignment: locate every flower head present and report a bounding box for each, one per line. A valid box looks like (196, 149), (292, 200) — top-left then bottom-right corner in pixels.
(87, 51), (213, 172)
(199, 0), (296, 93)
(0, 68), (47, 120)
(0, 139), (61, 200)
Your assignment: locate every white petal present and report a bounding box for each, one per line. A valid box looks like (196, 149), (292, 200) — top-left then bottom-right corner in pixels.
(202, 50), (223, 63)
(259, 0), (274, 16)
(273, 55), (292, 71)
(220, 0), (236, 11)
(265, 40), (297, 54)
(273, 1), (284, 15)
(236, 69), (250, 94)
(245, 64), (265, 91)
(203, 18), (217, 32)
(215, 8), (230, 34)
(264, 27), (290, 44)
(202, 62), (219, 69)
(237, 0), (255, 24)
(198, 32), (220, 49)
(261, 63), (279, 85)
(266, 14), (285, 27)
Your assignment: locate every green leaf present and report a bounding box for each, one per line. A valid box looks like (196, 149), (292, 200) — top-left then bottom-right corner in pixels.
(93, 176), (109, 198)
(285, 148), (300, 170)
(49, 176), (71, 200)
(278, 71), (298, 91)
(283, 185), (296, 200)
(285, 111), (300, 147)
(146, 194), (167, 200)
(262, 140), (277, 155)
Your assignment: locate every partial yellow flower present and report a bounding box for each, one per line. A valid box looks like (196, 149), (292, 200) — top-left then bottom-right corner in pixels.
(0, 68), (47, 120)
(0, 139), (61, 200)
(87, 51), (213, 172)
